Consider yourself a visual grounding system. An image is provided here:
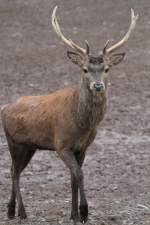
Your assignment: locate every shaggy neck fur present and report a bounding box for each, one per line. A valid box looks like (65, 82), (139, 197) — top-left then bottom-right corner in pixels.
(76, 76), (107, 129)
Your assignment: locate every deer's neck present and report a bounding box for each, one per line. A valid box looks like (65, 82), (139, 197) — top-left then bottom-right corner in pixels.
(76, 77), (107, 129)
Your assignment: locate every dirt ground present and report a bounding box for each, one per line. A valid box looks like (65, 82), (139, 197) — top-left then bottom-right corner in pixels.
(0, 0), (150, 224)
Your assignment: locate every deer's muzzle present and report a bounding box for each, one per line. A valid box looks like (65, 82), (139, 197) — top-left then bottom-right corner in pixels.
(93, 82), (105, 92)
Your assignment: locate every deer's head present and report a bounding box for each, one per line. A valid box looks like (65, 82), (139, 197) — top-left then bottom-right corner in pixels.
(52, 6), (138, 93)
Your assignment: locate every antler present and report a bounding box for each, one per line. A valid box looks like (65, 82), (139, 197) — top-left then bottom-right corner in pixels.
(106, 9), (138, 54)
(52, 6), (89, 55)
(103, 40), (110, 54)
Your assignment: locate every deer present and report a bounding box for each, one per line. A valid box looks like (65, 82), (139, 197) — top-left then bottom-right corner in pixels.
(1, 6), (138, 225)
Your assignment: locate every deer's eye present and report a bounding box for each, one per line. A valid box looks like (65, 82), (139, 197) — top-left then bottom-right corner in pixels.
(104, 66), (109, 73)
(83, 67), (88, 73)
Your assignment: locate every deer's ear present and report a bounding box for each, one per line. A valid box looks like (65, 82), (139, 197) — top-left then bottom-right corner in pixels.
(67, 51), (84, 67)
(108, 53), (125, 67)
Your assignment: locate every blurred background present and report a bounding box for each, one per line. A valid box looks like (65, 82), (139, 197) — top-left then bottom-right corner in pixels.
(0, 0), (150, 224)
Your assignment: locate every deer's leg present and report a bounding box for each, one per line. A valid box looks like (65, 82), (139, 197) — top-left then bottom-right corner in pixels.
(76, 152), (88, 223)
(7, 137), (18, 220)
(13, 168), (26, 219)
(58, 150), (85, 224)
(7, 164), (16, 219)
(7, 137), (35, 220)
(17, 148), (36, 218)
(70, 172), (79, 221)
(79, 177), (88, 223)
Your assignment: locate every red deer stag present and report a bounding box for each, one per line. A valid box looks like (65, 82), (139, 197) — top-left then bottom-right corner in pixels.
(1, 6), (138, 225)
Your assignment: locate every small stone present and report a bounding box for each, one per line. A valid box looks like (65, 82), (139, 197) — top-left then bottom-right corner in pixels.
(108, 215), (118, 221)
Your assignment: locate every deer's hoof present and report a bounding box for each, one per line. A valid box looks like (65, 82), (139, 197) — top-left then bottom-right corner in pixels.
(79, 204), (88, 223)
(7, 211), (15, 220)
(18, 209), (27, 220)
(7, 203), (15, 219)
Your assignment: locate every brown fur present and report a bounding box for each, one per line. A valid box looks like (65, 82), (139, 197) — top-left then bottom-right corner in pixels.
(1, 85), (106, 152)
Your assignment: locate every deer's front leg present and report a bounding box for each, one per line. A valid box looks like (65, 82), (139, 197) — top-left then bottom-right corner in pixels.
(70, 172), (79, 222)
(58, 150), (84, 224)
(76, 152), (88, 223)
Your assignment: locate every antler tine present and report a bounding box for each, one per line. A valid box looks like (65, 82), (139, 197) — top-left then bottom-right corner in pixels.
(106, 9), (139, 54)
(52, 6), (86, 55)
(85, 40), (90, 55)
(103, 40), (110, 54)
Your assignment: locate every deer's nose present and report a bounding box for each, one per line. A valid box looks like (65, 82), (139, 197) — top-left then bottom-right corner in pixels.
(94, 82), (105, 92)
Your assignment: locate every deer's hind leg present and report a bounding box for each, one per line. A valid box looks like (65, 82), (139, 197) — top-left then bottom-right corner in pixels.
(7, 136), (36, 220)
(7, 164), (16, 219)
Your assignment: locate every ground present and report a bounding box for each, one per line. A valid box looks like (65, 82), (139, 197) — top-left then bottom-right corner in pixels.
(0, 0), (150, 224)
